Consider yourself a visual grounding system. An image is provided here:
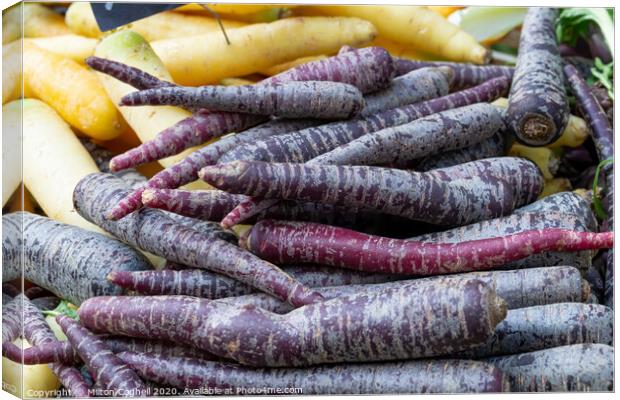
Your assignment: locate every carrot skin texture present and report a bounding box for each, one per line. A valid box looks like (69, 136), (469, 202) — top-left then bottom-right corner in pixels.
(394, 58), (514, 90)
(85, 56), (175, 90)
(107, 118), (320, 220)
(514, 190), (598, 231)
(2, 296), (23, 343)
(460, 303), (613, 358)
(107, 265), (398, 298)
(200, 161), (515, 226)
(2, 212), (152, 305)
(245, 220), (612, 275)
(486, 344), (613, 392)
(564, 63), (614, 308)
(218, 266), (588, 314)
(118, 351), (508, 394)
(506, 8), (569, 146)
(121, 81), (365, 119)
(56, 315), (149, 397)
(108, 47), (394, 172)
(19, 295), (90, 398)
(73, 173), (323, 308)
(78, 280), (506, 367)
(313, 103), (504, 166)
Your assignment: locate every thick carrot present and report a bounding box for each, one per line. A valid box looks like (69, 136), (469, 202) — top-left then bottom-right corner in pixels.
(24, 286), (54, 300)
(486, 344), (613, 392)
(73, 173), (323, 308)
(514, 191), (598, 231)
(394, 58), (514, 90)
(31, 297), (60, 311)
(107, 46), (395, 172)
(217, 266), (589, 314)
(414, 132), (507, 171)
(2, 212), (152, 305)
(107, 265), (397, 299)
(506, 8), (569, 146)
(122, 81), (365, 119)
(107, 118), (321, 220)
(564, 63), (614, 308)
(85, 56), (175, 91)
(118, 351), (507, 394)
(78, 279), (506, 366)
(2, 296), (22, 344)
(243, 220), (612, 275)
(313, 103), (503, 166)
(200, 162), (516, 226)
(459, 303), (613, 358)
(56, 315), (148, 397)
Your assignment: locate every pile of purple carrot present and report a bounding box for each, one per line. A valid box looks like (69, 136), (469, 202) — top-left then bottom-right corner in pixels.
(2, 7), (614, 396)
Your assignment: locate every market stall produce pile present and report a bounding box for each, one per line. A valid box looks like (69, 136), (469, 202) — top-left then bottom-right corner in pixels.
(2, 3), (615, 397)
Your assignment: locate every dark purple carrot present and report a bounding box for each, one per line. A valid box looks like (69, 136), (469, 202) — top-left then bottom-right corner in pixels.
(78, 279), (507, 366)
(514, 190), (597, 231)
(486, 344), (613, 392)
(2, 295), (22, 344)
(118, 351), (507, 394)
(217, 77), (510, 227)
(564, 63), (614, 308)
(11, 335), (217, 366)
(413, 211), (595, 271)
(217, 266), (589, 314)
(107, 118), (321, 221)
(459, 303), (613, 358)
(360, 67), (452, 116)
(30, 296), (61, 311)
(121, 81), (365, 119)
(506, 8), (569, 145)
(218, 77), (510, 165)
(85, 56), (175, 90)
(243, 220), (612, 276)
(107, 265), (397, 299)
(2, 283), (20, 297)
(414, 131), (507, 171)
(394, 58), (514, 90)
(24, 286), (54, 300)
(200, 161), (516, 226)
(313, 103), (504, 166)
(17, 295), (90, 397)
(73, 173), (323, 308)
(108, 47), (395, 173)
(2, 212), (152, 305)
(56, 315), (148, 397)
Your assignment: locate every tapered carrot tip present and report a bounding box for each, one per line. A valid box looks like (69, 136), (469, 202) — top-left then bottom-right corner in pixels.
(55, 314), (71, 330)
(107, 271), (131, 288)
(105, 189), (146, 221)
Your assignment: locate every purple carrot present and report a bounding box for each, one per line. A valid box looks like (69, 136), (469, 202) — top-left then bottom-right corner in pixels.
(564, 63), (614, 308)
(200, 161), (516, 226)
(413, 211), (595, 271)
(459, 303), (612, 358)
(107, 118), (320, 221)
(121, 81), (365, 119)
(2, 295), (23, 345)
(394, 58), (514, 90)
(78, 279), (507, 366)
(2, 283), (20, 297)
(85, 56), (175, 90)
(9, 335), (217, 366)
(73, 173), (323, 308)
(217, 77), (510, 227)
(19, 295), (90, 397)
(56, 315), (148, 397)
(313, 103), (504, 166)
(2, 212), (152, 305)
(243, 220), (612, 275)
(414, 131), (507, 171)
(507, 8), (569, 145)
(31, 296), (61, 311)
(107, 265), (396, 298)
(118, 351), (507, 394)
(24, 286), (54, 300)
(486, 344), (613, 392)
(108, 47), (395, 173)
(515, 190), (598, 231)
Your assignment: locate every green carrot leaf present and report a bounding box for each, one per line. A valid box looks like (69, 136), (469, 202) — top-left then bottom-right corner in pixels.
(43, 300), (79, 320)
(592, 158), (614, 219)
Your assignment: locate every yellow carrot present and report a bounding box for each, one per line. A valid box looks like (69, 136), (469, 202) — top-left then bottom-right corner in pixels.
(369, 37), (437, 61)
(2, 97), (21, 206)
(493, 98), (589, 149)
(65, 2), (245, 41)
(150, 16), (377, 85)
(177, 3), (298, 15)
(508, 144), (560, 180)
(259, 55), (328, 76)
(23, 42), (125, 140)
(220, 77), (258, 86)
(2, 40), (22, 105)
(540, 178), (573, 199)
(5, 99), (104, 232)
(427, 6), (463, 17)
(93, 30), (211, 193)
(4, 3), (71, 39)
(311, 5), (489, 64)
(2, 4), (21, 44)
(26, 35), (97, 64)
